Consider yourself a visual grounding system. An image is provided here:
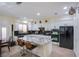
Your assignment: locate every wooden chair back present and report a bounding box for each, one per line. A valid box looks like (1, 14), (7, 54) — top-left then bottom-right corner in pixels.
(24, 41), (32, 49)
(17, 39), (25, 47)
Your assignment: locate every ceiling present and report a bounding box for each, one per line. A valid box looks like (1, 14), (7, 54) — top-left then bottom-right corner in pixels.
(0, 2), (76, 20)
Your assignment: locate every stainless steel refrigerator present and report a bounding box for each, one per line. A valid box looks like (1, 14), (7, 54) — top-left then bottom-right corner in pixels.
(59, 26), (74, 49)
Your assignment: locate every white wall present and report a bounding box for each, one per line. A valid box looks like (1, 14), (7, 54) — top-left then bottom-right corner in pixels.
(74, 8), (79, 57)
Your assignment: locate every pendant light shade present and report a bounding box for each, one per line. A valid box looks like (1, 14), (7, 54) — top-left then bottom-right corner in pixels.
(45, 20), (48, 23)
(39, 20), (42, 23)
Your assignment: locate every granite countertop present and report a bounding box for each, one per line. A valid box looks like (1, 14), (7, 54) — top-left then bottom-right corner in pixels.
(22, 34), (52, 45)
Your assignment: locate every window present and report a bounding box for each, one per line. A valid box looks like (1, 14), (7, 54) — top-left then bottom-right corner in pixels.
(18, 24), (23, 31)
(2, 27), (7, 41)
(23, 24), (27, 32)
(18, 24), (27, 32)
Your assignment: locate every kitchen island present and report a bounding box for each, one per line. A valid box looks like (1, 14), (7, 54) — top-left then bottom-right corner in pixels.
(22, 34), (53, 57)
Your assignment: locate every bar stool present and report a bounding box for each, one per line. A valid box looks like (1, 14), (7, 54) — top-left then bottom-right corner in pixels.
(16, 39), (25, 56)
(24, 41), (32, 50)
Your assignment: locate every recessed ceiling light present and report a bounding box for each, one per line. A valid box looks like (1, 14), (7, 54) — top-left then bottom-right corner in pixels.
(64, 6), (67, 10)
(37, 12), (40, 16)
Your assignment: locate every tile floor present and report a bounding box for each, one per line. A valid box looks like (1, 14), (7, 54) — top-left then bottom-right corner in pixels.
(1, 42), (75, 57)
